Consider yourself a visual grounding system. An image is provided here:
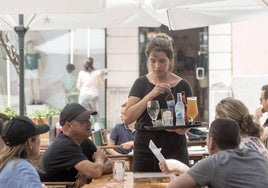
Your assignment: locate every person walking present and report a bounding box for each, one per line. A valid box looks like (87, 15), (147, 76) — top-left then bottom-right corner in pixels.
(124, 33), (193, 172)
(76, 57), (104, 130)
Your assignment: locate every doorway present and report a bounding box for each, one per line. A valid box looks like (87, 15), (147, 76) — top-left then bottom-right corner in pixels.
(139, 26), (209, 122)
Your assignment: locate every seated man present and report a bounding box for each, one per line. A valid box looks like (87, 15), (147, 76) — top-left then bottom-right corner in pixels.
(159, 118), (268, 188)
(38, 103), (113, 186)
(106, 102), (135, 155)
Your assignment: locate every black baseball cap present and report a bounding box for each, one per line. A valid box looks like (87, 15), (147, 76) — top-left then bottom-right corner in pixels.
(2, 116), (49, 146)
(59, 103), (97, 126)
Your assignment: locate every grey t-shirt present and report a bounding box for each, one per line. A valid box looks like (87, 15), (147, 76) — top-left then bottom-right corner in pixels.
(187, 148), (268, 188)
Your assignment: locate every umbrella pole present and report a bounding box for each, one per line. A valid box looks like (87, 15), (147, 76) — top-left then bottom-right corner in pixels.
(14, 14), (28, 116)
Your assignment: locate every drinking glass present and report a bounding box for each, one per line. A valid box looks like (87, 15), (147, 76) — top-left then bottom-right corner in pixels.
(147, 100), (160, 126)
(161, 108), (173, 126)
(186, 96), (199, 124)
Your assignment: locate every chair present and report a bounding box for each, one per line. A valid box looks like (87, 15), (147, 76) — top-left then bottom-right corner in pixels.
(91, 129), (108, 146)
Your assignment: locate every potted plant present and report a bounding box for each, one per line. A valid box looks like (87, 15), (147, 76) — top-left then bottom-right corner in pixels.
(29, 105), (60, 145)
(0, 106), (18, 119)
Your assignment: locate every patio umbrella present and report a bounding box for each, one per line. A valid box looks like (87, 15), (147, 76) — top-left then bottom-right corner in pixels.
(0, 0), (106, 115)
(151, 0), (268, 30)
(1, 0), (268, 115)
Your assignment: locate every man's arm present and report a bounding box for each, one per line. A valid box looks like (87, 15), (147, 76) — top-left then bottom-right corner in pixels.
(74, 150), (109, 179)
(167, 173), (200, 188)
(106, 140), (122, 155)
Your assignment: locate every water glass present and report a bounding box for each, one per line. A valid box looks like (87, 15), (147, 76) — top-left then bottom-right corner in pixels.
(161, 108), (173, 126)
(113, 160), (125, 181)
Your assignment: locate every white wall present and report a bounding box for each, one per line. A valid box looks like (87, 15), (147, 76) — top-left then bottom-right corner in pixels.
(106, 28), (139, 130)
(208, 24), (232, 123)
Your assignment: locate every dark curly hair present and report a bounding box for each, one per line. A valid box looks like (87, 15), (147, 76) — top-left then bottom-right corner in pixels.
(84, 57), (95, 72)
(145, 33), (175, 71)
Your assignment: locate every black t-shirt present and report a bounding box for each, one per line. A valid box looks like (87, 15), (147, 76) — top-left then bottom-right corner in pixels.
(39, 134), (96, 182)
(129, 75), (193, 130)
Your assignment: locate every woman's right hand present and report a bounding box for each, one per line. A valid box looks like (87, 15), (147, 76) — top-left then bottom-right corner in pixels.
(149, 83), (170, 98)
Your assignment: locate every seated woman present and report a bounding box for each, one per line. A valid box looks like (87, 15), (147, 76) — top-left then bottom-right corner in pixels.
(106, 103), (135, 155)
(215, 97), (268, 160)
(0, 116), (49, 187)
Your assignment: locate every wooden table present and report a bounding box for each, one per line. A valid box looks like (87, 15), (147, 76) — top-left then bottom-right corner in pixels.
(82, 172), (170, 188)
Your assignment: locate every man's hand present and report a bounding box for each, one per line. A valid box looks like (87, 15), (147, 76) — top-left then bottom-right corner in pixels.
(93, 149), (108, 162)
(255, 106), (264, 119)
(159, 159), (190, 175)
(121, 141), (134, 150)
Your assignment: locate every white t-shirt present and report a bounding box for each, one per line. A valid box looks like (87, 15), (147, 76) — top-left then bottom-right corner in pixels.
(77, 70), (102, 97)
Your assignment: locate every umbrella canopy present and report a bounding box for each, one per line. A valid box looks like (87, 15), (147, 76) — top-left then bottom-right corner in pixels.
(151, 0), (268, 30)
(0, 0), (162, 30)
(1, 0), (268, 30)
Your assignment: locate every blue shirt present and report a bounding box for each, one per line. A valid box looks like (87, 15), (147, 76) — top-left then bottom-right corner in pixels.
(109, 123), (135, 154)
(0, 159), (42, 188)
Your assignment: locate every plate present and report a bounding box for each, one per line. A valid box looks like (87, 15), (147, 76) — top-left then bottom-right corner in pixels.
(144, 121), (204, 131)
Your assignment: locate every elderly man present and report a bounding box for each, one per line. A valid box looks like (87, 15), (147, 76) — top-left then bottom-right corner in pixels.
(39, 103), (113, 186)
(159, 118), (268, 188)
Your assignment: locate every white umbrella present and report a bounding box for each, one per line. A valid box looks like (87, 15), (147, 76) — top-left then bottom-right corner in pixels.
(0, 0), (162, 30)
(151, 0), (268, 30)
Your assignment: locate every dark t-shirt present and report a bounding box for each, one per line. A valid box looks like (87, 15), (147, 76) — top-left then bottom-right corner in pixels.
(128, 75), (193, 171)
(129, 75), (193, 130)
(39, 134), (96, 182)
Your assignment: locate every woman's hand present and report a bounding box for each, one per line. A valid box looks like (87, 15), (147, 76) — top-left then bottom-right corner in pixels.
(149, 83), (170, 98)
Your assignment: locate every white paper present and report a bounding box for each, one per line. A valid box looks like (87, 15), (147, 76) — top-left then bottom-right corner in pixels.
(149, 140), (165, 162)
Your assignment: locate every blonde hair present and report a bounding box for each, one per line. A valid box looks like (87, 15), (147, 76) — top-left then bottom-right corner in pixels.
(215, 97), (262, 138)
(0, 137), (39, 171)
(145, 33), (175, 71)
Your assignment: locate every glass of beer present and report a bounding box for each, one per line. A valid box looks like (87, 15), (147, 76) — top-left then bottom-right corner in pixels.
(186, 96), (199, 124)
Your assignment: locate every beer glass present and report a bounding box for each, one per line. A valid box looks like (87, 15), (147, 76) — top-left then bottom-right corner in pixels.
(186, 96), (199, 123)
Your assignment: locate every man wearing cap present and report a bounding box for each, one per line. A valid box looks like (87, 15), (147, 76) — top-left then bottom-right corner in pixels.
(159, 118), (268, 188)
(0, 116), (49, 187)
(39, 103), (113, 185)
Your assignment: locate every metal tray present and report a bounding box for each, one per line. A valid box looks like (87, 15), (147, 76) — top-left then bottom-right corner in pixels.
(144, 121), (204, 131)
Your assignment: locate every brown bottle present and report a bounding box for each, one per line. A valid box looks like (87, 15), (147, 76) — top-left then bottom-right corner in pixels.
(181, 91), (189, 123)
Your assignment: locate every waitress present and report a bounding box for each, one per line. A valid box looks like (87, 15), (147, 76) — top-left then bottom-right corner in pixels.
(124, 33), (193, 172)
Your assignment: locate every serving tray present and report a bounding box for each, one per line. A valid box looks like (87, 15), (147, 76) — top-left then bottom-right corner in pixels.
(144, 121), (204, 131)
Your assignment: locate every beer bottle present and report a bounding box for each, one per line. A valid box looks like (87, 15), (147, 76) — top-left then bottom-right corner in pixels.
(165, 89), (175, 110)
